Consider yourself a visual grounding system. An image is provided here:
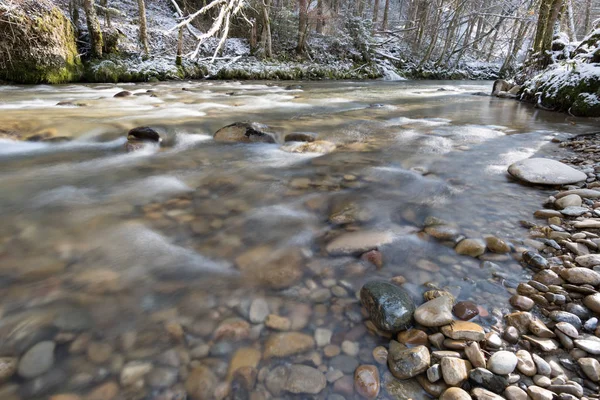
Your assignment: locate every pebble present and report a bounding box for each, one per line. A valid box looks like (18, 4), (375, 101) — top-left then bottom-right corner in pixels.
(342, 340), (360, 356)
(326, 230), (395, 255)
(471, 387), (505, 400)
(360, 281), (415, 332)
(468, 367), (508, 393)
(574, 338), (600, 354)
(427, 364), (441, 382)
(452, 301), (479, 320)
(527, 385), (555, 400)
(120, 361), (152, 386)
(578, 357), (600, 381)
(372, 346), (387, 364)
(264, 314), (291, 331)
(185, 366), (218, 400)
(0, 357), (17, 382)
(574, 254), (600, 267)
(465, 342), (486, 368)
(354, 364), (380, 399)
(485, 236), (511, 253)
(18, 341), (55, 379)
(555, 194), (583, 209)
(508, 158), (587, 185)
(414, 295), (454, 327)
(387, 342), (430, 379)
(533, 374), (551, 387)
(487, 351), (518, 375)
(440, 357), (471, 386)
(440, 321), (485, 341)
(504, 386), (528, 400)
(227, 347), (261, 381)
(315, 328), (332, 347)
(515, 350), (536, 376)
(509, 295), (535, 311)
(560, 267), (600, 285)
(555, 322), (579, 338)
(440, 387), (471, 400)
(263, 332), (314, 358)
(249, 299), (269, 323)
(455, 238), (486, 257)
(583, 293), (600, 313)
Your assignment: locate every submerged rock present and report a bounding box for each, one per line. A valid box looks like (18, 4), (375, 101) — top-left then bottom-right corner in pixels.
(414, 295), (454, 327)
(326, 230), (395, 256)
(387, 341), (430, 379)
(508, 158), (586, 185)
(360, 281), (415, 332)
(284, 132), (316, 142)
(280, 140), (336, 154)
(126, 126), (161, 152)
(214, 122), (275, 143)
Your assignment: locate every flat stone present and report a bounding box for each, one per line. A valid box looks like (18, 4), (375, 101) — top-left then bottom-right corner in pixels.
(560, 267), (600, 285)
(354, 364), (380, 399)
(471, 387), (505, 400)
(281, 140), (336, 154)
(555, 322), (578, 338)
(360, 281), (415, 332)
(18, 341), (55, 379)
(263, 332), (314, 358)
(441, 321), (485, 341)
(527, 385), (554, 400)
(574, 338), (600, 354)
(414, 295), (454, 327)
(556, 189), (600, 199)
(214, 122), (275, 143)
(565, 241), (590, 255)
(315, 328), (332, 347)
(504, 386), (528, 400)
(575, 254), (600, 267)
(509, 295), (534, 311)
(440, 357), (471, 386)
(284, 365), (326, 394)
(227, 347), (261, 381)
(465, 342), (486, 368)
(248, 298), (269, 323)
(534, 209), (563, 218)
(120, 361), (152, 386)
(523, 336), (559, 352)
(578, 357), (600, 382)
(487, 351), (518, 375)
(549, 311), (582, 329)
(508, 158), (586, 185)
(485, 236), (511, 253)
(555, 194), (583, 209)
(468, 367), (508, 393)
(326, 230), (395, 255)
(440, 387), (471, 400)
(387, 342), (430, 379)
(455, 238), (486, 257)
(584, 293), (600, 313)
(574, 219), (600, 229)
(561, 206), (589, 216)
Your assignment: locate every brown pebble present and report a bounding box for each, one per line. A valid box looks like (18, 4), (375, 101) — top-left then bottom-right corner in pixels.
(452, 301), (479, 321)
(397, 329), (428, 347)
(354, 365), (380, 399)
(361, 250), (383, 269)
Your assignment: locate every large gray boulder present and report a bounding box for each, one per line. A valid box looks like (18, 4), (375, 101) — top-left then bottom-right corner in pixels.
(508, 158), (586, 185)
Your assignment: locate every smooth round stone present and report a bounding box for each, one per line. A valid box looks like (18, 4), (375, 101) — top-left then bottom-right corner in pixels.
(532, 354), (551, 376)
(147, 367), (178, 388)
(533, 374), (551, 387)
(555, 322), (579, 338)
(354, 364), (380, 399)
(263, 332), (315, 358)
(372, 346), (388, 365)
(397, 329), (428, 347)
(455, 238), (486, 257)
(284, 365), (326, 394)
(326, 230), (395, 256)
(18, 341), (55, 379)
(485, 236), (511, 253)
(509, 295), (534, 311)
(560, 267), (600, 286)
(249, 298), (269, 323)
(508, 158), (587, 185)
(504, 386), (528, 400)
(360, 281), (415, 332)
(440, 357), (471, 386)
(440, 387), (471, 400)
(549, 311), (581, 329)
(452, 301), (479, 321)
(487, 351), (518, 375)
(0, 357), (17, 382)
(387, 341), (430, 379)
(515, 350), (536, 376)
(583, 293), (600, 313)
(330, 355), (359, 374)
(578, 357), (600, 382)
(214, 122), (275, 143)
(527, 385), (554, 400)
(574, 339), (600, 354)
(414, 295), (454, 327)
(555, 194), (583, 209)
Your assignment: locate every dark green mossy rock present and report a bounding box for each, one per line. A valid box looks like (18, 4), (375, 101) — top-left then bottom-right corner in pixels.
(0, 0), (83, 84)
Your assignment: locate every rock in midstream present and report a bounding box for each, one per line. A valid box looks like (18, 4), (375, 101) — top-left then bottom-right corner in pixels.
(360, 281), (415, 332)
(213, 122), (276, 143)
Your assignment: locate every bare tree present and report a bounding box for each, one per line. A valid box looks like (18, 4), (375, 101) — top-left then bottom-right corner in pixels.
(382, 0), (391, 30)
(137, 0), (149, 56)
(83, 0), (103, 58)
(297, 0), (309, 54)
(260, 0), (273, 57)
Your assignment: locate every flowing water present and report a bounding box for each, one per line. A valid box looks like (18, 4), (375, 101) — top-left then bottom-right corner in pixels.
(0, 80), (596, 399)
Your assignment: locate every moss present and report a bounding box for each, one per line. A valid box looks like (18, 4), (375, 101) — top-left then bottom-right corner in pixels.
(0, 2), (83, 84)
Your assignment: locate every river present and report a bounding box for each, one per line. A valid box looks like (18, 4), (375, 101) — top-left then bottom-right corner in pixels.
(0, 80), (596, 399)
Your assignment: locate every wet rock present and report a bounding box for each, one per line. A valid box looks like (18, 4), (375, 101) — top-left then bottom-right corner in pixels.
(120, 361), (152, 386)
(235, 247), (304, 289)
(185, 366), (218, 400)
(248, 298), (269, 323)
(284, 132), (316, 142)
(387, 341), (430, 379)
(19, 369), (66, 398)
(560, 267), (600, 285)
(414, 295), (454, 327)
(522, 251), (549, 269)
(281, 140), (336, 154)
(555, 194), (582, 209)
(263, 332), (314, 358)
(284, 365), (326, 394)
(584, 293), (600, 313)
(452, 301), (479, 320)
(354, 364), (380, 399)
(128, 126), (161, 142)
(214, 122), (275, 143)
(424, 225), (460, 241)
(0, 357), (17, 382)
(213, 318), (251, 341)
(440, 387), (471, 400)
(330, 355), (360, 374)
(227, 347), (261, 381)
(485, 236), (511, 253)
(549, 311), (582, 329)
(441, 321), (485, 341)
(18, 341), (55, 379)
(578, 357), (600, 381)
(361, 249), (383, 269)
(360, 281), (415, 332)
(85, 381), (119, 400)
(440, 357), (470, 386)
(114, 90), (132, 97)
(397, 329), (428, 347)
(147, 367), (178, 388)
(265, 314), (291, 331)
(469, 368), (508, 393)
(384, 373), (429, 400)
(417, 374), (448, 397)
(508, 158), (587, 185)
(87, 341), (113, 364)
(509, 295), (534, 311)
(455, 238), (486, 257)
(326, 230), (395, 256)
(315, 328), (332, 347)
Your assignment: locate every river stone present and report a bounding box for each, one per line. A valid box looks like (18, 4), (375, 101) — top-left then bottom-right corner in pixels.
(455, 238), (486, 257)
(555, 322), (579, 338)
(515, 350), (536, 376)
(508, 158), (586, 185)
(522, 251), (549, 269)
(561, 206), (589, 217)
(284, 132), (316, 142)
(523, 336), (559, 352)
(440, 357), (470, 386)
(384, 373), (429, 400)
(555, 194), (582, 209)
(18, 341), (55, 379)
(214, 122), (275, 143)
(263, 332), (314, 358)
(360, 281), (415, 332)
(414, 295), (454, 327)
(330, 355), (360, 374)
(440, 387), (471, 400)
(235, 246), (304, 289)
(441, 321), (485, 341)
(284, 365), (326, 394)
(549, 310), (582, 329)
(387, 342), (430, 379)
(527, 385), (554, 400)
(485, 236), (511, 253)
(556, 189), (600, 199)
(281, 140), (336, 154)
(532, 354), (551, 376)
(0, 357), (17, 382)
(464, 342), (485, 368)
(468, 368), (508, 393)
(354, 364), (380, 399)
(574, 219), (600, 229)
(509, 295), (534, 311)
(185, 366), (218, 400)
(327, 230), (395, 256)
(227, 347), (261, 381)
(120, 361), (152, 386)
(574, 339), (600, 354)
(504, 386), (528, 400)
(248, 298), (269, 323)
(578, 357), (600, 381)
(575, 254), (600, 267)
(487, 351), (518, 375)
(560, 267), (600, 285)
(452, 301), (479, 320)
(583, 293), (600, 313)
(127, 126), (160, 142)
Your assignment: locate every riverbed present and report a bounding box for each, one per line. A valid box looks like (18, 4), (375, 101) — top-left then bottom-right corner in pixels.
(0, 80), (597, 399)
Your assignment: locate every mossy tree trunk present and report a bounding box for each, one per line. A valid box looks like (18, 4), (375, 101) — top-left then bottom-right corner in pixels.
(83, 0), (103, 58)
(296, 0), (308, 54)
(260, 0), (273, 58)
(532, 0), (563, 68)
(137, 0), (149, 56)
(176, 26), (183, 66)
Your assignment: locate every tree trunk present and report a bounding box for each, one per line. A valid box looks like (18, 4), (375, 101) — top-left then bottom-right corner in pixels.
(373, 0), (380, 25)
(296, 0), (308, 54)
(137, 0), (149, 56)
(565, 0), (576, 41)
(83, 0), (103, 58)
(583, 0), (592, 34)
(382, 0), (390, 30)
(539, 0), (563, 66)
(533, 0), (552, 55)
(176, 26), (183, 66)
(316, 0), (323, 33)
(261, 0), (273, 58)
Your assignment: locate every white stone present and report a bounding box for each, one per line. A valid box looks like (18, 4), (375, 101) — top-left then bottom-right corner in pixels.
(508, 158), (586, 185)
(487, 351), (518, 375)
